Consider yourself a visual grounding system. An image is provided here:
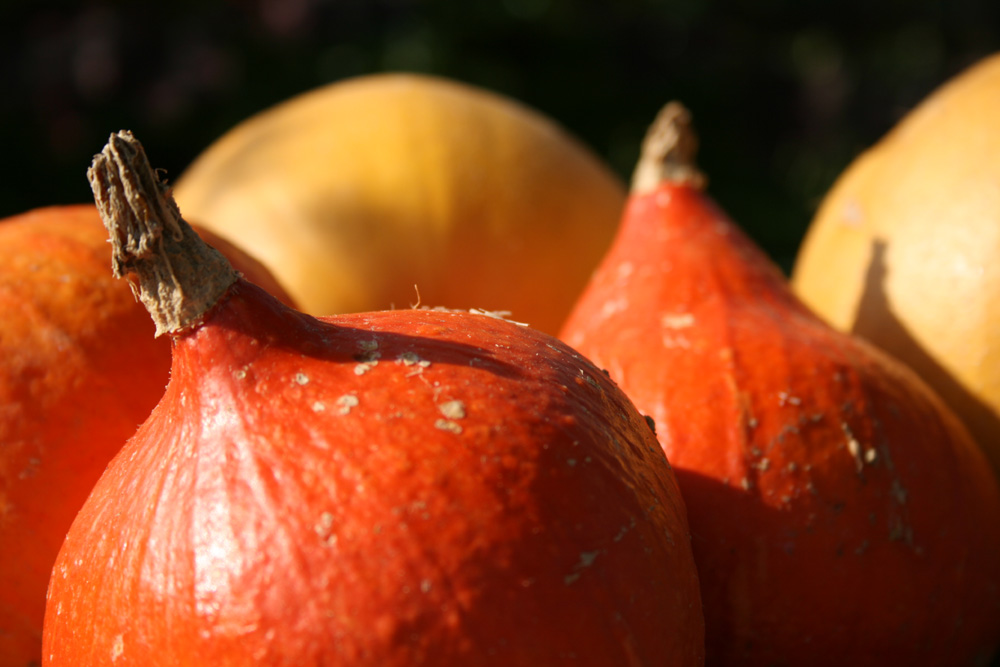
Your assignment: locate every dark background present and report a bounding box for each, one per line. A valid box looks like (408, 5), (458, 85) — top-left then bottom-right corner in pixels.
(1, 0), (998, 270)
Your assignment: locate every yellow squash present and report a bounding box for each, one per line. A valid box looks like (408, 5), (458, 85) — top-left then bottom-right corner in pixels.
(791, 53), (1000, 473)
(173, 73), (626, 335)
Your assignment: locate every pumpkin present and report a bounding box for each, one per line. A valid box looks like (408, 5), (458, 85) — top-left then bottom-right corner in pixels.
(791, 52), (1000, 474)
(171, 72), (626, 335)
(0, 205), (290, 667)
(560, 103), (1000, 665)
(42, 131), (704, 665)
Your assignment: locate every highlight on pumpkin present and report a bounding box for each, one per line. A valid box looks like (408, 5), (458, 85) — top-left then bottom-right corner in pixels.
(0, 202), (291, 666)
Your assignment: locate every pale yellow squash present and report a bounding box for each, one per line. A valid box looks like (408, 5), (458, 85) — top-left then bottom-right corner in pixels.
(173, 73), (626, 335)
(791, 53), (1000, 473)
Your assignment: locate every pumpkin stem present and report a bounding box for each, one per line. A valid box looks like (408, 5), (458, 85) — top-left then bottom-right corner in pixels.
(631, 101), (707, 194)
(88, 131), (239, 336)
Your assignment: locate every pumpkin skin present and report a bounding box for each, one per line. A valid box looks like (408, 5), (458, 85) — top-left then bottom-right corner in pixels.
(791, 52), (1000, 475)
(0, 205), (291, 667)
(560, 104), (1000, 665)
(41, 131), (705, 666)
(172, 73), (626, 335)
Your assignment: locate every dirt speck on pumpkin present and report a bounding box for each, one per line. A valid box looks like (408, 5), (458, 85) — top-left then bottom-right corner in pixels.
(613, 518), (636, 543)
(354, 347), (381, 373)
(661, 312), (695, 329)
(315, 512), (337, 546)
(564, 550), (601, 585)
(354, 358), (379, 375)
(842, 422), (865, 472)
(438, 400), (466, 420)
(336, 394), (359, 415)
(294, 372), (310, 385)
(397, 351), (432, 375)
(435, 419), (462, 434)
(778, 391), (802, 406)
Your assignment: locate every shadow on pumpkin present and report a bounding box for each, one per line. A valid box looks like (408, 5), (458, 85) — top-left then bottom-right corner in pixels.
(669, 468), (888, 666)
(670, 468), (785, 665)
(672, 465), (1000, 666)
(211, 281), (529, 380)
(851, 238), (1000, 463)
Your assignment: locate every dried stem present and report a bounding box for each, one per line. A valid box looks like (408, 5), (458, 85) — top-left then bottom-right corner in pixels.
(88, 131), (239, 336)
(630, 102), (707, 194)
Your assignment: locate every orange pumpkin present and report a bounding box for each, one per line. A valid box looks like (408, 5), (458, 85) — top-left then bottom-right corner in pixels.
(0, 204), (290, 666)
(172, 73), (626, 335)
(42, 131), (705, 665)
(561, 103), (1000, 665)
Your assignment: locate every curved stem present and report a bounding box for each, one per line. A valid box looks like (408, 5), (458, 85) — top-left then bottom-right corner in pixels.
(88, 131), (239, 336)
(630, 101), (707, 194)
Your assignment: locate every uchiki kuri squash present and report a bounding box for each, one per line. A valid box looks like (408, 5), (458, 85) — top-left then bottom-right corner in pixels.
(560, 103), (1000, 666)
(42, 132), (704, 666)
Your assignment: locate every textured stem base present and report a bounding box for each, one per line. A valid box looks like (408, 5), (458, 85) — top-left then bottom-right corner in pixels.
(88, 131), (239, 336)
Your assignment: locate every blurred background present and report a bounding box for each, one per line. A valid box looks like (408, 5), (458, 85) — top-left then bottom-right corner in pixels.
(1, 0), (998, 270)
